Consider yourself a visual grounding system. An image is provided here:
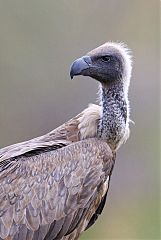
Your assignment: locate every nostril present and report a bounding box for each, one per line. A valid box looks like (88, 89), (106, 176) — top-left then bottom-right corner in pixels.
(82, 56), (92, 65)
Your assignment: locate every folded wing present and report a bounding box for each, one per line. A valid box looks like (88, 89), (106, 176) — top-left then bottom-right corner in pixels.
(0, 138), (114, 240)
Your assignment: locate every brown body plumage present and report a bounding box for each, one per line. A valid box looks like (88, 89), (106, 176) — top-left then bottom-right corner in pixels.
(0, 42), (132, 240)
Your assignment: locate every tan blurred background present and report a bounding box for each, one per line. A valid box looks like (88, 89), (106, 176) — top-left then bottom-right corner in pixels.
(0, 0), (160, 239)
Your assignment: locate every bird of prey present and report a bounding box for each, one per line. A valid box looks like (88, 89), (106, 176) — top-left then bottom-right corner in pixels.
(0, 42), (132, 240)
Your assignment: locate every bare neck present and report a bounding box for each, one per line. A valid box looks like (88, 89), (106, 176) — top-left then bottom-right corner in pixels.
(97, 82), (127, 148)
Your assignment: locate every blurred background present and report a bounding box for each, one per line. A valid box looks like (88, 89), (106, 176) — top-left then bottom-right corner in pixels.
(0, 0), (160, 239)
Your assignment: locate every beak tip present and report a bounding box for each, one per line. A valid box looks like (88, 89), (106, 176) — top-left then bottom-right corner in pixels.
(70, 70), (74, 79)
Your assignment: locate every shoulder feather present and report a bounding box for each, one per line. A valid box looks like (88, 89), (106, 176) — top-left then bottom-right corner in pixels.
(0, 104), (101, 161)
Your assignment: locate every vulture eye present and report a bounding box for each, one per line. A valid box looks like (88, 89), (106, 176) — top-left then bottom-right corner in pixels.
(101, 55), (111, 62)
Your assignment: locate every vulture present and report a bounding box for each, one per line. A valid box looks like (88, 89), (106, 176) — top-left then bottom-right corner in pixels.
(0, 42), (132, 240)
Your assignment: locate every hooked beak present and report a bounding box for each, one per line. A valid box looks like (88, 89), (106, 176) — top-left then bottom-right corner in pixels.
(70, 56), (92, 79)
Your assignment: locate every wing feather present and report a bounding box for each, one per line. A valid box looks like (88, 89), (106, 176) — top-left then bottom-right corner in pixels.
(0, 138), (113, 239)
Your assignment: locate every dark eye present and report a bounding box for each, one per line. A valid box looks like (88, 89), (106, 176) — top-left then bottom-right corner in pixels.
(101, 55), (111, 62)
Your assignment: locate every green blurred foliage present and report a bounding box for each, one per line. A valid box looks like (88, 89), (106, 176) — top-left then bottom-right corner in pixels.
(0, 0), (160, 239)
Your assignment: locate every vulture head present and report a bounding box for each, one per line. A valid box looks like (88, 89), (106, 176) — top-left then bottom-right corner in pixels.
(70, 42), (132, 148)
(70, 42), (132, 91)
